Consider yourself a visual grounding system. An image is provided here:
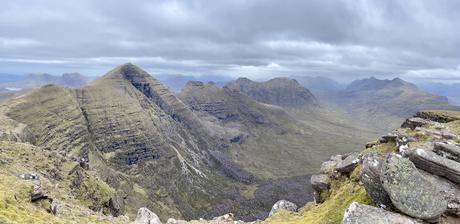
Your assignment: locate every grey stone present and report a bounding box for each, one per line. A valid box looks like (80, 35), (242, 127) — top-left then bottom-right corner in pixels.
(310, 174), (330, 191)
(415, 127), (458, 140)
(320, 160), (337, 174)
(419, 169), (460, 217)
(342, 202), (422, 224)
(135, 207), (162, 224)
(380, 133), (398, 143)
(434, 142), (460, 162)
(381, 153), (447, 220)
(268, 200), (298, 217)
(360, 151), (394, 210)
(336, 152), (360, 173)
(401, 117), (435, 129)
(407, 147), (460, 184)
(51, 200), (63, 215)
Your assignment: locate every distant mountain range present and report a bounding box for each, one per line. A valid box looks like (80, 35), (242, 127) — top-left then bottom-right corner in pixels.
(418, 82), (460, 106)
(290, 75), (345, 96)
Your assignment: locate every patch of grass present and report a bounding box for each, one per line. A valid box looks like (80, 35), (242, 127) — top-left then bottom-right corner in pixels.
(446, 120), (460, 133)
(362, 142), (398, 155)
(239, 184), (258, 200)
(265, 167), (372, 224)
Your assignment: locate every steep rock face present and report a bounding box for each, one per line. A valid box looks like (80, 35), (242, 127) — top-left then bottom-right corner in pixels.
(225, 77), (317, 108)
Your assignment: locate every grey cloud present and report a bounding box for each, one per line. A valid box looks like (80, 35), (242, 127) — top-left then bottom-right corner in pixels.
(0, 0), (459, 82)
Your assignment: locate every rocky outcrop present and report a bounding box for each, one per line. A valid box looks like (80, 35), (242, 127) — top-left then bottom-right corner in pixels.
(381, 153), (447, 220)
(342, 202), (421, 224)
(310, 174), (330, 203)
(401, 117), (436, 129)
(415, 111), (460, 123)
(268, 200), (298, 217)
(406, 143), (460, 184)
(135, 207), (162, 224)
(360, 151), (394, 210)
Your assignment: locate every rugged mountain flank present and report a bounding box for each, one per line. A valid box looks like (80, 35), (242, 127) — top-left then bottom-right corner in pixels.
(178, 80), (374, 180)
(1, 64), (265, 221)
(225, 77), (317, 108)
(334, 77), (457, 131)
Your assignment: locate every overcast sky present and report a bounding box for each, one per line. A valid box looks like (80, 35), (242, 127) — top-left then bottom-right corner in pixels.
(1, 0), (459, 82)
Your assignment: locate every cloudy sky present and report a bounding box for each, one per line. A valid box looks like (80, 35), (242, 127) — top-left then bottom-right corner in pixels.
(1, 0), (460, 82)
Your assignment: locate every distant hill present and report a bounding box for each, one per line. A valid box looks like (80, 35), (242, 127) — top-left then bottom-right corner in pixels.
(0, 72), (89, 89)
(0, 73), (90, 102)
(291, 76), (345, 96)
(334, 77), (457, 130)
(225, 77), (317, 107)
(418, 82), (460, 106)
(155, 74), (232, 92)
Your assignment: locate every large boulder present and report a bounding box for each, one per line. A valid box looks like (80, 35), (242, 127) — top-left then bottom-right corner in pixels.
(135, 207), (162, 224)
(268, 200), (298, 217)
(381, 153), (447, 220)
(360, 151), (393, 210)
(342, 202), (421, 224)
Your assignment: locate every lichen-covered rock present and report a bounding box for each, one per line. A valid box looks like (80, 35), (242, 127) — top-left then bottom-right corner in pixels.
(268, 200), (297, 217)
(135, 207), (162, 224)
(342, 202), (421, 224)
(381, 153), (447, 220)
(336, 152), (360, 173)
(360, 151), (393, 210)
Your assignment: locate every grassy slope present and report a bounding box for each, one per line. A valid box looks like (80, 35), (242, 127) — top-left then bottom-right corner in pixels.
(0, 141), (128, 224)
